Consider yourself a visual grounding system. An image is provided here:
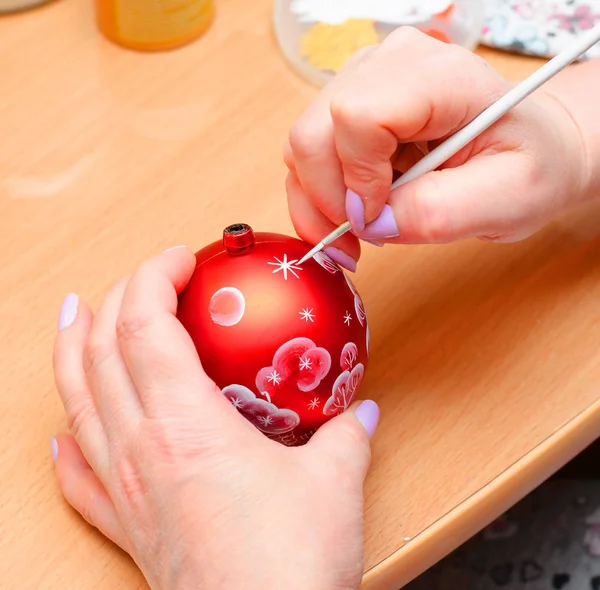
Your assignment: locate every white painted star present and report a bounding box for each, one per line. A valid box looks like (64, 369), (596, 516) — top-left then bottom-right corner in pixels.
(267, 370), (281, 385)
(344, 311), (352, 326)
(299, 357), (312, 371)
(230, 397), (244, 409)
(308, 397), (320, 410)
(257, 415), (273, 427)
(268, 254), (303, 280)
(299, 307), (315, 322)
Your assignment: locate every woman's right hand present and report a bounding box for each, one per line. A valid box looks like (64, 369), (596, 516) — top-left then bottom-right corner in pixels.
(284, 27), (594, 270)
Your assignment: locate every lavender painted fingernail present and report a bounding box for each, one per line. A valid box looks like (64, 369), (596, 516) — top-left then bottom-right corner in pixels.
(348, 230), (384, 247)
(51, 436), (58, 461)
(355, 400), (380, 438)
(345, 189), (365, 232)
(164, 245), (187, 252)
(324, 247), (357, 273)
(58, 293), (78, 331)
(357, 204), (399, 239)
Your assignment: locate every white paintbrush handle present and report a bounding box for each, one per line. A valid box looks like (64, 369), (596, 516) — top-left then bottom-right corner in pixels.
(297, 24), (600, 265)
(392, 23), (600, 189)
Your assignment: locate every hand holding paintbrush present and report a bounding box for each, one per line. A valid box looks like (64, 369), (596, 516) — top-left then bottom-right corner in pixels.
(285, 25), (600, 269)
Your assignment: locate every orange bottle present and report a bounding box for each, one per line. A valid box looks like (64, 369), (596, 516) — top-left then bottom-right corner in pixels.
(95, 0), (214, 51)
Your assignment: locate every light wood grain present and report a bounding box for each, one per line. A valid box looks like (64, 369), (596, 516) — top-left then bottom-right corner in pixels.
(1, 2), (600, 589)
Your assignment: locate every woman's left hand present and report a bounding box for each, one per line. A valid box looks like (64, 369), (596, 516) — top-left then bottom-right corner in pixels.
(51, 246), (379, 590)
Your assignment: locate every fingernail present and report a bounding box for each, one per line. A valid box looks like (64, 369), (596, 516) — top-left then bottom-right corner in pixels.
(51, 436), (58, 461)
(164, 245), (187, 252)
(356, 205), (399, 239)
(355, 400), (380, 438)
(324, 247), (357, 273)
(345, 189), (365, 232)
(58, 293), (78, 331)
(348, 230), (384, 247)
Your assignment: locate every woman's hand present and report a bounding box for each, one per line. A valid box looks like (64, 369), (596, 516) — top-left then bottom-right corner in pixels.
(51, 246), (379, 590)
(285, 27), (593, 270)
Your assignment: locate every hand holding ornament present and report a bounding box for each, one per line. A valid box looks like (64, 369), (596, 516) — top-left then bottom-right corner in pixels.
(51, 245), (379, 590)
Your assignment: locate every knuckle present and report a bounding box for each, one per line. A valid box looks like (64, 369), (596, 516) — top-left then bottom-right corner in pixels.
(83, 335), (115, 376)
(80, 490), (98, 527)
(444, 47), (507, 98)
(522, 152), (545, 188)
(442, 49), (475, 81)
(145, 420), (202, 460)
(346, 418), (371, 449)
(335, 420), (371, 465)
(66, 401), (97, 440)
(114, 455), (146, 507)
(343, 45), (376, 69)
(384, 25), (424, 48)
(288, 120), (324, 161)
(115, 310), (154, 346)
(329, 94), (366, 127)
(144, 420), (176, 456)
(283, 141), (295, 171)
(444, 41), (471, 61)
(345, 160), (388, 192)
(143, 398), (229, 461)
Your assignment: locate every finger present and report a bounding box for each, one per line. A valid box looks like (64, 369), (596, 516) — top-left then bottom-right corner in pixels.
(283, 141), (296, 174)
(116, 247), (235, 423)
(359, 151), (548, 244)
(330, 98), (396, 228)
(52, 433), (128, 552)
(328, 27), (508, 224)
(288, 92), (347, 226)
(83, 276), (143, 438)
(286, 171), (361, 270)
(53, 294), (109, 481)
(306, 400), (379, 483)
(287, 46), (378, 228)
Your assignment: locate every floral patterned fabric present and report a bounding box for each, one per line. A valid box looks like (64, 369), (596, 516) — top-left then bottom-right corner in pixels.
(481, 0), (600, 60)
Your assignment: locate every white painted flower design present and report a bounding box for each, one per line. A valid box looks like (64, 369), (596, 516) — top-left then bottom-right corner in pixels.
(313, 251), (340, 274)
(222, 384), (300, 435)
(323, 363), (365, 417)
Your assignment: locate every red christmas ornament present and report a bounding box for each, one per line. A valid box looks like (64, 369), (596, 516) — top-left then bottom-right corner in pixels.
(177, 223), (370, 446)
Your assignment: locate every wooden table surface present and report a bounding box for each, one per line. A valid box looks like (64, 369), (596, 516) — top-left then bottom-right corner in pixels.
(2, 1), (600, 588)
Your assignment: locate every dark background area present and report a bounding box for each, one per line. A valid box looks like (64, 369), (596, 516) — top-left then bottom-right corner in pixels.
(406, 438), (600, 589)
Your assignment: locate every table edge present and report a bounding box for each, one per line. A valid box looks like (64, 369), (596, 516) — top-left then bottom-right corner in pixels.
(361, 398), (600, 590)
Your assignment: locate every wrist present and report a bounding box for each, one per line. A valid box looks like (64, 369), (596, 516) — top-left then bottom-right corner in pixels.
(542, 61), (600, 205)
(162, 536), (352, 590)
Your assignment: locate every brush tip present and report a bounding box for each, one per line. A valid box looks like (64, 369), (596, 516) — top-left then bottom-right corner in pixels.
(297, 242), (324, 265)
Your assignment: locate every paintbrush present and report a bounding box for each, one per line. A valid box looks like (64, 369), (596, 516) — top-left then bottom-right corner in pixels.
(297, 24), (600, 266)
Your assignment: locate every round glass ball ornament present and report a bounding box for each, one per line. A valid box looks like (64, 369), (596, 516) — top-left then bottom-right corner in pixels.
(177, 224), (370, 446)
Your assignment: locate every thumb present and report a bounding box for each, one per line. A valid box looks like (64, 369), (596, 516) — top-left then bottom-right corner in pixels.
(306, 400), (380, 482)
(356, 151), (543, 244)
